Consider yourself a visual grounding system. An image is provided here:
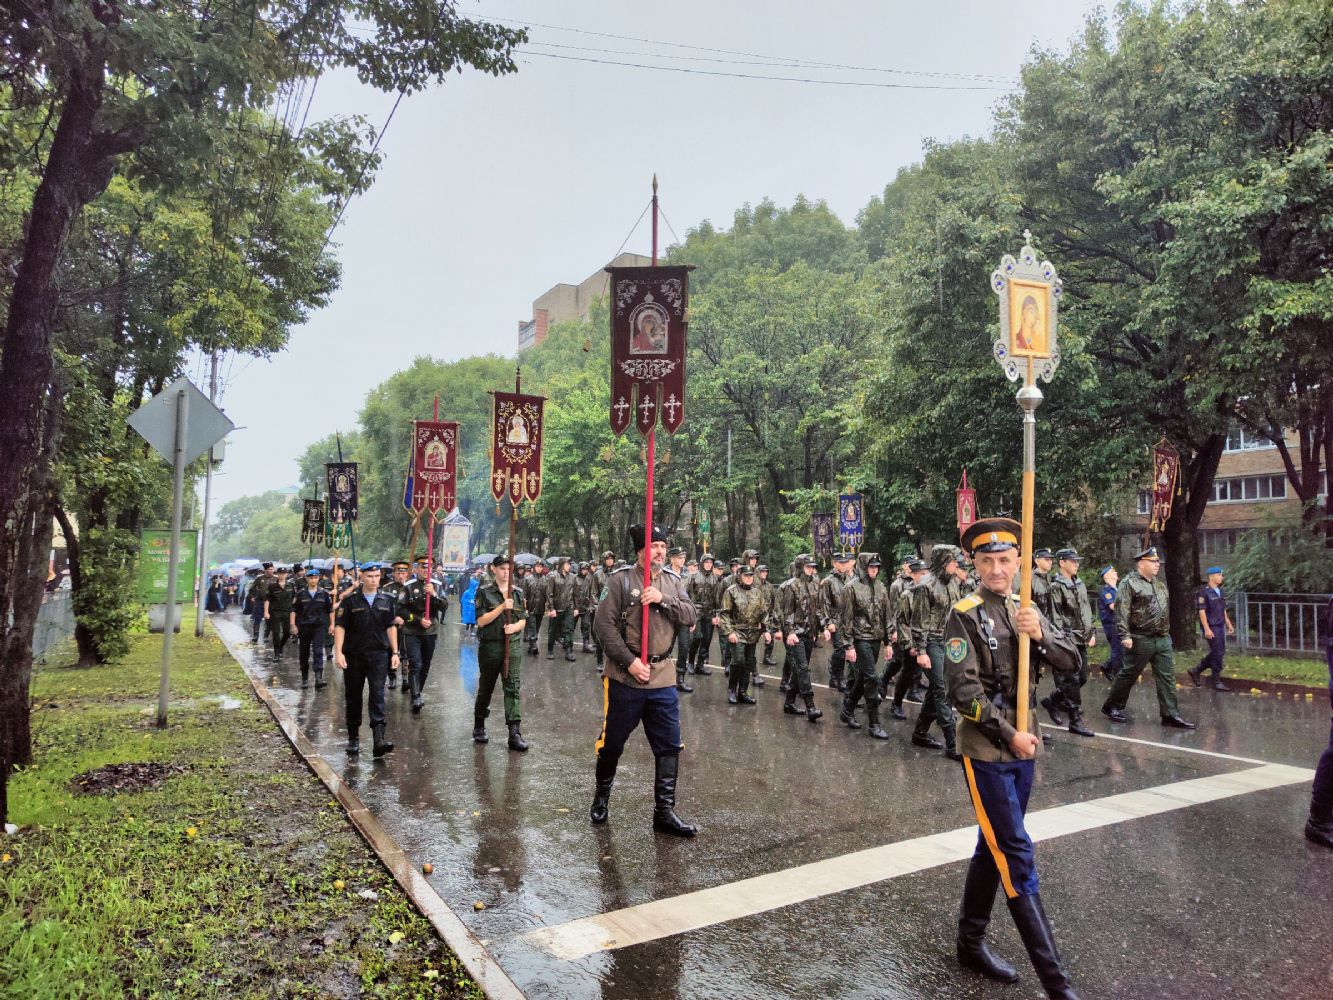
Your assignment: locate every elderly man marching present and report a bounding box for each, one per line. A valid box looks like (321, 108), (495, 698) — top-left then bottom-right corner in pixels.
(590, 524), (699, 836)
(945, 518), (1082, 999)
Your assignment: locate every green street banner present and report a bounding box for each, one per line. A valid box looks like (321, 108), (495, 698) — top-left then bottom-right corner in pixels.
(137, 529), (198, 602)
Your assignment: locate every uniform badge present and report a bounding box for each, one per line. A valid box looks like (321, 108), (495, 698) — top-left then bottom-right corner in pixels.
(946, 637), (968, 663)
(631, 588), (641, 599)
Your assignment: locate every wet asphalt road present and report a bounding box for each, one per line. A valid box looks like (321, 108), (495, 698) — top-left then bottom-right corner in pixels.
(214, 610), (1333, 999)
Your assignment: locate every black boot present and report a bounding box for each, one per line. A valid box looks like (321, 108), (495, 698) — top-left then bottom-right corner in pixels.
(866, 704), (889, 740)
(472, 716), (488, 744)
(912, 715), (944, 750)
(410, 671), (424, 713)
(752, 670), (765, 686)
(346, 730), (360, 755)
(1066, 709), (1094, 738)
(839, 693), (862, 729)
(943, 722), (963, 761)
(1007, 893), (1080, 999)
(695, 660), (710, 677)
(803, 692), (823, 722)
(564, 647), (577, 662)
(1040, 694), (1066, 727)
(300, 671), (309, 690)
(547, 648), (556, 660)
(651, 754), (697, 837)
(676, 672), (694, 693)
(783, 690), (803, 715)
(372, 724), (394, 758)
(507, 721), (529, 752)
(590, 754), (617, 824)
(957, 855), (1020, 983)
(314, 670), (326, 690)
(735, 676), (756, 705)
(889, 702), (907, 720)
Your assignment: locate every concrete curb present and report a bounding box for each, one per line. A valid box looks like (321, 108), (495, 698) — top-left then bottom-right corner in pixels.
(212, 622), (527, 1000)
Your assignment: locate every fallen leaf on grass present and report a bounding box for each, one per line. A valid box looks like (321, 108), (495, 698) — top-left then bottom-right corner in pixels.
(388, 931), (405, 945)
(333, 879), (345, 890)
(185, 827), (197, 839)
(423, 969), (440, 980)
(473, 901), (486, 911)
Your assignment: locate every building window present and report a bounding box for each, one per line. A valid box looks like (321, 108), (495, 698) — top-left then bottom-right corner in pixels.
(1209, 474), (1287, 503)
(1137, 490), (1151, 516)
(1224, 421), (1277, 452)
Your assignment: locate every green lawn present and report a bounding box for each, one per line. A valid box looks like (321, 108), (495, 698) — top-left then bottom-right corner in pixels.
(1, 629), (482, 1000)
(1088, 641), (1327, 687)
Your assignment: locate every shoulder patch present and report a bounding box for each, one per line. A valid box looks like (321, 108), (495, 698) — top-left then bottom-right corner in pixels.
(946, 637), (969, 662)
(953, 593), (983, 612)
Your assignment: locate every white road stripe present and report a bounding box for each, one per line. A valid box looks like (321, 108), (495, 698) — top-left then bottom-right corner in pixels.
(1036, 723), (1273, 766)
(518, 763), (1313, 961)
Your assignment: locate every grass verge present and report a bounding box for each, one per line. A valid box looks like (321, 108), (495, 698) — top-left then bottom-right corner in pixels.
(1088, 640), (1327, 687)
(1, 628), (484, 1000)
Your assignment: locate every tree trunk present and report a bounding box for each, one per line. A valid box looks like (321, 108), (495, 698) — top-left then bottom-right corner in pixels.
(0, 57), (119, 826)
(1161, 434), (1225, 650)
(53, 505), (98, 665)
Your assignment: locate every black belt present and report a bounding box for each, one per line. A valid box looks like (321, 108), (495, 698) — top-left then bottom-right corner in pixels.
(632, 652), (670, 663)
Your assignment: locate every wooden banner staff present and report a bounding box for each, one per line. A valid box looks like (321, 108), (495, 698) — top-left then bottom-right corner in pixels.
(641, 176), (659, 664)
(501, 368), (522, 681)
(1015, 356), (1040, 733)
(423, 396), (439, 625)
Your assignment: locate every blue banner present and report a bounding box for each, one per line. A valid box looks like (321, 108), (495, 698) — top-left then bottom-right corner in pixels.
(838, 492), (864, 549)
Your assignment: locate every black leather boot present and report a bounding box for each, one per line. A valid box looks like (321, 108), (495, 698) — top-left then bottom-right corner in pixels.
(314, 670), (326, 690)
(803, 692), (823, 722)
(507, 721), (529, 752)
(410, 671), (424, 713)
(957, 855), (1020, 983)
(752, 669), (765, 686)
(695, 659), (710, 676)
(1007, 893), (1080, 999)
(866, 704), (889, 740)
(472, 716), (488, 744)
(912, 715), (944, 750)
(590, 754), (617, 824)
(943, 722), (963, 761)
(371, 724), (394, 758)
(889, 702), (907, 720)
(1040, 694), (1066, 727)
(676, 672), (694, 693)
(1066, 709), (1094, 738)
(783, 689), (803, 715)
(651, 755), (697, 837)
(300, 670), (309, 690)
(346, 730), (360, 755)
(839, 693), (862, 729)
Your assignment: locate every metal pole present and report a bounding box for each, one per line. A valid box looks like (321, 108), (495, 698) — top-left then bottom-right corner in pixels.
(158, 388), (189, 728)
(1015, 358), (1042, 733)
(194, 351), (218, 636)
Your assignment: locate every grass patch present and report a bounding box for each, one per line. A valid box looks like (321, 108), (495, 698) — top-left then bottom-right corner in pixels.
(1088, 640), (1327, 687)
(2, 629), (484, 1000)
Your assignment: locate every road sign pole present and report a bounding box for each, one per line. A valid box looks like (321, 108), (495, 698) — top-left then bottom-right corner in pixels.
(158, 388), (189, 729)
(194, 350), (218, 637)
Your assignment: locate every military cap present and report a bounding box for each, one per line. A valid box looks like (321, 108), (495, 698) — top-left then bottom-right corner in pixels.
(833, 551), (855, 562)
(1205, 565), (1223, 575)
(359, 561), (381, 571)
(700, 553), (715, 565)
(628, 523), (669, 551)
(667, 546), (685, 557)
(742, 548), (760, 560)
(757, 563), (769, 573)
(686, 558), (698, 567)
(865, 554), (883, 568)
(729, 557), (741, 567)
(1055, 548), (1083, 563)
(961, 517), (1023, 555)
(908, 558), (928, 572)
(413, 554), (429, 564)
(601, 550), (616, 561)
(1135, 545), (1161, 561)
(391, 559), (410, 569)
(305, 567), (319, 577)
(275, 565), (290, 574)
(490, 554), (511, 567)
(1099, 564), (1115, 579)
(738, 564), (756, 576)
(796, 553), (814, 565)
(1033, 547), (1054, 560)
(262, 561), (273, 569)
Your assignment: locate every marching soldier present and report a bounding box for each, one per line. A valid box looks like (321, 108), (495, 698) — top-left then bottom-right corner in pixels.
(401, 555), (446, 712)
(383, 559), (412, 690)
(1030, 548), (1054, 620)
(666, 546), (694, 693)
(591, 550), (617, 668)
(291, 567), (333, 689)
(577, 561), (599, 653)
(888, 559), (929, 719)
(775, 554), (824, 722)
(1102, 546), (1196, 729)
(837, 552), (891, 739)
(1096, 565), (1122, 681)
(719, 557), (742, 677)
(756, 562), (776, 683)
(473, 555), (529, 751)
(262, 565), (295, 660)
(590, 524), (698, 836)
(524, 560), (549, 656)
(333, 563), (400, 758)
(717, 563), (772, 706)
(687, 553), (717, 675)
(905, 545), (967, 760)
(945, 517), (1082, 999)
(249, 562), (276, 643)
(882, 556), (922, 703)
(546, 557), (579, 662)
(1043, 548), (1096, 737)
(1188, 566), (1235, 691)
(819, 552), (855, 690)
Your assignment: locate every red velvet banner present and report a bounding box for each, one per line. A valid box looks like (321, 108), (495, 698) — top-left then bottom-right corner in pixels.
(490, 391), (545, 505)
(411, 420), (458, 516)
(1148, 438), (1179, 531)
(606, 265), (692, 437)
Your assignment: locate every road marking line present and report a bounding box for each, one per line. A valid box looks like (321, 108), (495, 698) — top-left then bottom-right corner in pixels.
(517, 763), (1313, 961)
(1036, 723), (1273, 766)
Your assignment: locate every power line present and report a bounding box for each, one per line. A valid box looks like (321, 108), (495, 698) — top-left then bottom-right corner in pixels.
(320, 91), (405, 253)
(614, 198), (653, 259)
(520, 51), (1012, 91)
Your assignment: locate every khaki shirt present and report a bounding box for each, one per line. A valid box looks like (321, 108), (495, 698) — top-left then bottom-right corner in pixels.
(944, 588), (1078, 761)
(592, 565), (696, 688)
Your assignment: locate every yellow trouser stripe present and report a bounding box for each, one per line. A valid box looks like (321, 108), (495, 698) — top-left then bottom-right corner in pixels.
(963, 757), (1018, 899)
(593, 676), (610, 757)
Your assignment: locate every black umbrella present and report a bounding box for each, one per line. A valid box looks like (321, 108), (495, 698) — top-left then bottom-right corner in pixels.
(513, 552), (542, 566)
(470, 552), (498, 567)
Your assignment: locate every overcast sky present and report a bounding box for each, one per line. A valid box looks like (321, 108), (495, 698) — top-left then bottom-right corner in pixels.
(204, 0), (1103, 510)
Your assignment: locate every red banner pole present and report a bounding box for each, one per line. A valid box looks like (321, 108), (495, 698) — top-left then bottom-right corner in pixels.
(424, 397), (438, 621)
(641, 176), (659, 665)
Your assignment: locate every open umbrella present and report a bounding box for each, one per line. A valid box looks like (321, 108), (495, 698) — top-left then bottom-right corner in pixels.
(470, 553), (498, 568)
(513, 552), (542, 567)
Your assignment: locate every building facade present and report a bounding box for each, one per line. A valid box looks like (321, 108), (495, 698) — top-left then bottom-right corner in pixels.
(517, 252), (652, 352)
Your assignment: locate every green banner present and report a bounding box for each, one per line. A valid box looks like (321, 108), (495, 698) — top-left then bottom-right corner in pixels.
(137, 529), (198, 602)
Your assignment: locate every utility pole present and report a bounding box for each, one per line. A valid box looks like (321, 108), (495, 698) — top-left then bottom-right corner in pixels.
(194, 350), (219, 637)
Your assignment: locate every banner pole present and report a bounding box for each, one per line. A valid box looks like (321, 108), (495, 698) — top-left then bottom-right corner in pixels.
(641, 175), (659, 666)
(424, 397), (438, 622)
(336, 432), (358, 570)
(502, 368), (522, 680)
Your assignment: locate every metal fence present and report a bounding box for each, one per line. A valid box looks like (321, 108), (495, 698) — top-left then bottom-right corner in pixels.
(32, 591), (76, 663)
(1232, 592), (1330, 656)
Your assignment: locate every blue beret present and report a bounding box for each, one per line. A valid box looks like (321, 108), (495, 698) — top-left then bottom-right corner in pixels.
(305, 568), (319, 576)
(1205, 566), (1223, 575)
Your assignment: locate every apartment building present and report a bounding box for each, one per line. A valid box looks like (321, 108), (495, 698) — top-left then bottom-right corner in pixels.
(517, 252), (652, 352)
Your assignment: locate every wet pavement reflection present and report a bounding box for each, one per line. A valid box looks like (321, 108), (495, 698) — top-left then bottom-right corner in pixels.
(215, 611), (1333, 999)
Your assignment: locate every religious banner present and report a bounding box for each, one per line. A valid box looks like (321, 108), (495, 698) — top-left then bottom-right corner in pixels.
(991, 231), (1062, 385)
(1147, 437), (1180, 532)
(696, 507), (711, 543)
(838, 492), (864, 550)
(325, 462), (358, 548)
(490, 391), (545, 506)
(300, 500), (325, 543)
(401, 441), (415, 513)
(812, 513), (835, 562)
(411, 420), (459, 517)
(438, 511), (472, 573)
(606, 264), (693, 436)
(956, 470), (977, 541)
